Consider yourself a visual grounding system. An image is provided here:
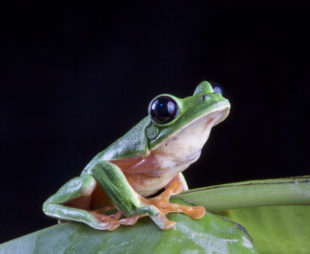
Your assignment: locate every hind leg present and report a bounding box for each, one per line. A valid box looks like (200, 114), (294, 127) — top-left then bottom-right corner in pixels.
(43, 175), (121, 230)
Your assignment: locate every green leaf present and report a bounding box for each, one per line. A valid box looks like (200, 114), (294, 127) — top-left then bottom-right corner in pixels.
(2, 176), (309, 253)
(224, 206), (310, 254)
(174, 176), (310, 254)
(0, 208), (256, 254)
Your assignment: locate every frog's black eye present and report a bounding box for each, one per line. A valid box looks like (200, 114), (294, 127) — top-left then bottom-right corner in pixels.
(213, 86), (223, 94)
(149, 96), (179, 124)
(210, 81), (223, 94)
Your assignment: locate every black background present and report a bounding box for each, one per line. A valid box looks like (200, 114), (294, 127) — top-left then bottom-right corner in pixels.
(2, 1), (309, 243)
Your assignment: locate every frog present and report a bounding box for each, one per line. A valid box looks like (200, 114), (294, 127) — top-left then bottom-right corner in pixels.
(43, 81), (230, 231)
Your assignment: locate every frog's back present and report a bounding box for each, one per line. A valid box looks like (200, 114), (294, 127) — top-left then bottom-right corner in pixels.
(82, 117), (151, 174)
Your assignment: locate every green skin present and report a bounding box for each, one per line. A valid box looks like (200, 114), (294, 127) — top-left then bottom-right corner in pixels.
(43, 81), (230, 230)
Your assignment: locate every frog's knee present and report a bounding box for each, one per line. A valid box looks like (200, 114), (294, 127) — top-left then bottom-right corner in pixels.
(81, 175), (97, 196)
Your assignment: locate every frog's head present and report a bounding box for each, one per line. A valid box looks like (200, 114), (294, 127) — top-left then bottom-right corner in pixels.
(146, 81), (230, 156)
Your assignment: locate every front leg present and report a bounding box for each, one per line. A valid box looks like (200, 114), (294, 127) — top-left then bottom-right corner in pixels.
(92, 161), (205, 230)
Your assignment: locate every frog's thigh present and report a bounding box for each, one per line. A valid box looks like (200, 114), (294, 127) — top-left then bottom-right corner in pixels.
(42, 175), (103, 228)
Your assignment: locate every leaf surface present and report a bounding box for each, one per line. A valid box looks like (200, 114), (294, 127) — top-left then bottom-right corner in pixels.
(0, 207), (256, 254)
(174, 176), (310, 254)
(2, 176), (309, 254)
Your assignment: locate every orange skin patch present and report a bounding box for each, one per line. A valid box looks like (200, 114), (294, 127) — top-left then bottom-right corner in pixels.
(111, 153), (158, 176)
(65, 184), (113, 211)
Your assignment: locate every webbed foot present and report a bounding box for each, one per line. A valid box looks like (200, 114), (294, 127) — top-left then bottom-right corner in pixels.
(88, 208), (140, 231)
(141, 179), (205, 230)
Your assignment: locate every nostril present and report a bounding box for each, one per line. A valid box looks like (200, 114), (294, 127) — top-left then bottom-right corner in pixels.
(209, 81), (223, 95)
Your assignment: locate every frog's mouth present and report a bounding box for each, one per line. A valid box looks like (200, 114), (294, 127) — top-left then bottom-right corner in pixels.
(174, 103), (229, 138)
(198, 102), (230, 127)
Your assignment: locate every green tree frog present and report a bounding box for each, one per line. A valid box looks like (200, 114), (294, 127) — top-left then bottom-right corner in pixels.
(43, 81), (230, 231)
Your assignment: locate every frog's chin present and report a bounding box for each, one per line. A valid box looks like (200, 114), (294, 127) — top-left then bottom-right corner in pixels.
(185, 149), (202, 161)
(206, 103), (230, 126)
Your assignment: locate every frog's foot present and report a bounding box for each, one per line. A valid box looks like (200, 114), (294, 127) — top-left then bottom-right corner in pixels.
(109, 210), (140, 226)
(88, 210), (140, 230)
(120, 215), (140, 226)
(88, 211), (121, 231)
(142, 181), (206, 230)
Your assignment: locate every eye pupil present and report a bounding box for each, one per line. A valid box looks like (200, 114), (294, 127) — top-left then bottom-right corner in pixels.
(158, 101), (173, 115)
(149, 96), (179, 124)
